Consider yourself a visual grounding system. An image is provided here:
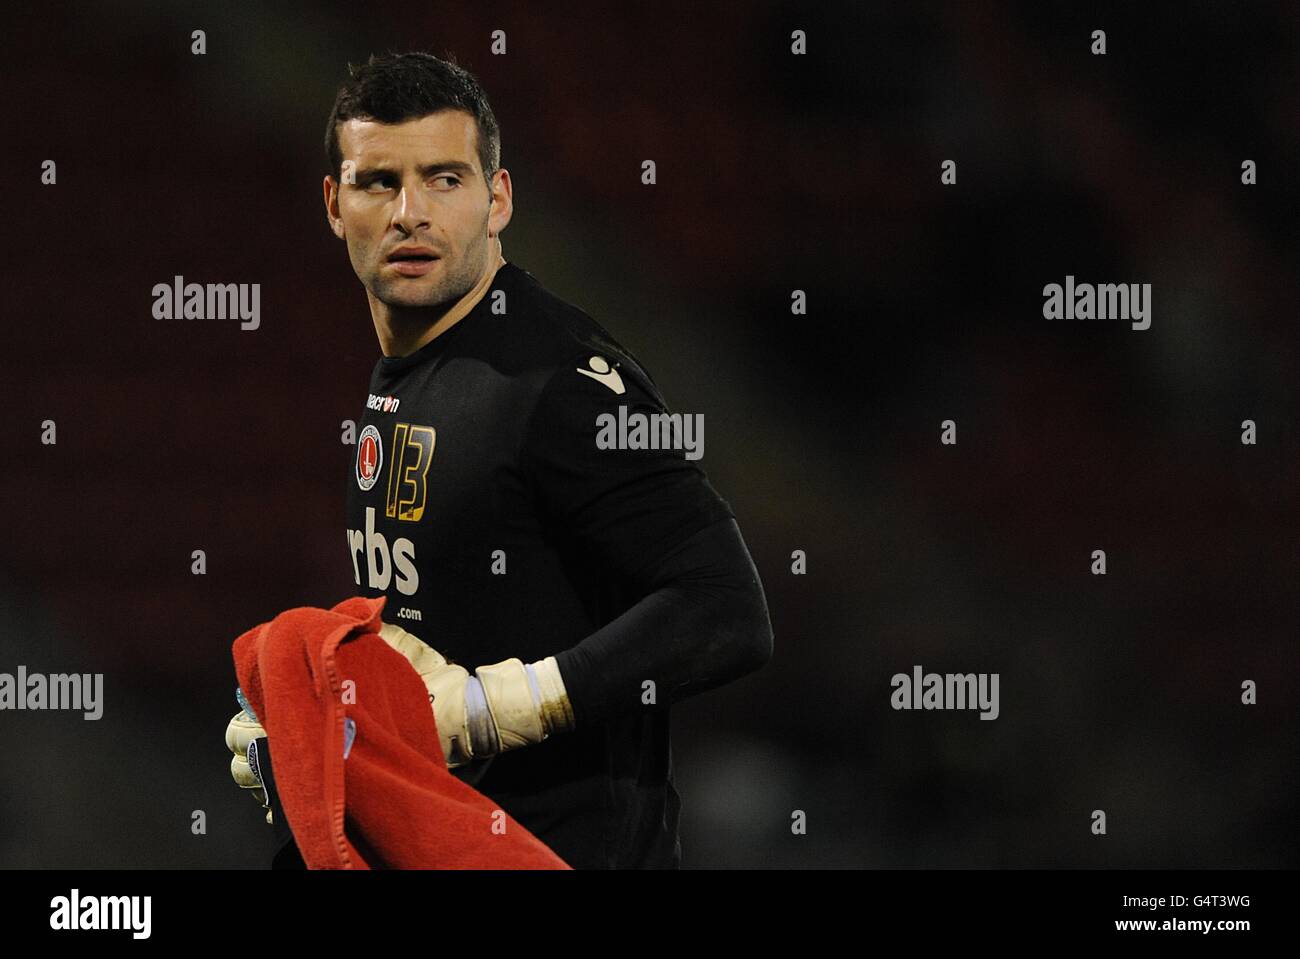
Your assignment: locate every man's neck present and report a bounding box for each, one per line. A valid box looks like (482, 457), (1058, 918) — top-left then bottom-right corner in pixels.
(371, 240), (506, 358)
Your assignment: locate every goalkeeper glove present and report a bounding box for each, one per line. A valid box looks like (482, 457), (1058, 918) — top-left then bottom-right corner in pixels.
(377, 620), (575, 767)
(225, 706), (273, 824)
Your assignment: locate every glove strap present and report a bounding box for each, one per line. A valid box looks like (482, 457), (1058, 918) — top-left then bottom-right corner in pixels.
(474, 656), (575, 753)
(463, 676), (500, 757)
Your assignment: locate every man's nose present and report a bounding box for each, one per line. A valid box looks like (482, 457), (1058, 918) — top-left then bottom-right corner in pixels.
(392, 182), (433, 234)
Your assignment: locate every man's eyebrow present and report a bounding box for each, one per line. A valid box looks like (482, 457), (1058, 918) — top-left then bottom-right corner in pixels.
(418, 160), (476, 177)
(353, 160), (477, 179)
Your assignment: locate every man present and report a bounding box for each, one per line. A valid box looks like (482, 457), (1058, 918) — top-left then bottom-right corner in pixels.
(234, 51), (773, 869)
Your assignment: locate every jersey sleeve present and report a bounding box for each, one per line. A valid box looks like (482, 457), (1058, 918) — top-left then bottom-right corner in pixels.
(520, 350), (735, 587)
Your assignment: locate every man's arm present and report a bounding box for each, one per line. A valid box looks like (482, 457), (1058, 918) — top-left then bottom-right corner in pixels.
(521, 347), (774, 728)
(553, 516), (773, 725)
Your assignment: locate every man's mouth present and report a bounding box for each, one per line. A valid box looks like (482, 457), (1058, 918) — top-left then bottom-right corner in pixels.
(386, 247), (440, 276)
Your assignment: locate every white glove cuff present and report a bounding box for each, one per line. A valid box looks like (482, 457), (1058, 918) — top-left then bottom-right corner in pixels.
(530, 656), (576, 737)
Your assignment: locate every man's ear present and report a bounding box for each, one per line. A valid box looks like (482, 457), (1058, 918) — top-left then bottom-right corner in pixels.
(323, 175), (346, 239)
(487, 167), (513, 239)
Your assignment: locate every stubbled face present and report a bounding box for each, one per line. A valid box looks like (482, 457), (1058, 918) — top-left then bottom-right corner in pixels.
(326, 111), (498, 311)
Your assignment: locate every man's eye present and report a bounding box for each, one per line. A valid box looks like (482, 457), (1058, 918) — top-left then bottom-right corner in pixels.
(433, 175), (461, 189)
(362, 179), (391, 192)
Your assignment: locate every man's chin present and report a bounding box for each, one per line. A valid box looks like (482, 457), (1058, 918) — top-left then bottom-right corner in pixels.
(372, 279), (459, 312)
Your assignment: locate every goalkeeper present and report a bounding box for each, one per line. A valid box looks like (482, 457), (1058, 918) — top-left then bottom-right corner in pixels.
(228, 50), (773, 869)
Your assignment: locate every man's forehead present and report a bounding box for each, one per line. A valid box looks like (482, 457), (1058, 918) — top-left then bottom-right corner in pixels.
(341, 112), (478, 164)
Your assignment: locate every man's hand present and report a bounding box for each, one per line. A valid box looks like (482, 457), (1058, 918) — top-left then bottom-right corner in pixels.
(377, 621), (479, 766)
(377, 621), (575, 767)
(225, 708), (273, 824)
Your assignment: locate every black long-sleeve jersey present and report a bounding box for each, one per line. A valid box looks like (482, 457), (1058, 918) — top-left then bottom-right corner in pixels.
(342, 261), (770, 868)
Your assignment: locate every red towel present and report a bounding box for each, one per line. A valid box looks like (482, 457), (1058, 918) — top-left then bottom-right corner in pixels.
(231, 594), (570, 870)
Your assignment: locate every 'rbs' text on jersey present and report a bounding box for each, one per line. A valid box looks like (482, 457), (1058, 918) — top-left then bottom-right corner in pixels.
(348, 505), (419, 595)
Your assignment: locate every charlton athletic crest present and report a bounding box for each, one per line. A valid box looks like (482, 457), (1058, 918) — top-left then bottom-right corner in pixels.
(356, 424), (383, 491)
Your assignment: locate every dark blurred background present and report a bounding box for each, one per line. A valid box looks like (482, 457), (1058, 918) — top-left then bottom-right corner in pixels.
(2, 0), (1296, 867)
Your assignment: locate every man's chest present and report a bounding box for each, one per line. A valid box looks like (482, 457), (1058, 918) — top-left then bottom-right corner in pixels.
(344, 363), (545, 596)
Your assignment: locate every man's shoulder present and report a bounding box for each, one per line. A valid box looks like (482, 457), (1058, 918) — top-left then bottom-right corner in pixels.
(496, 263), (652, 383)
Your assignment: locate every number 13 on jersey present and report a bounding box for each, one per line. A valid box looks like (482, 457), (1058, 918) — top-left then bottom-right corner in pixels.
(386, 423), (435, 522)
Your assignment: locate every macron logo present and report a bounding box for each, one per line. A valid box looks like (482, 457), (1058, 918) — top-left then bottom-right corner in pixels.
(576, 355), (625, 394)
(367, 393), (401, 413)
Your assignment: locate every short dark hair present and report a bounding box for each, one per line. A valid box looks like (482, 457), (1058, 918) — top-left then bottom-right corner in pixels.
(324, 51), (500, 185)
